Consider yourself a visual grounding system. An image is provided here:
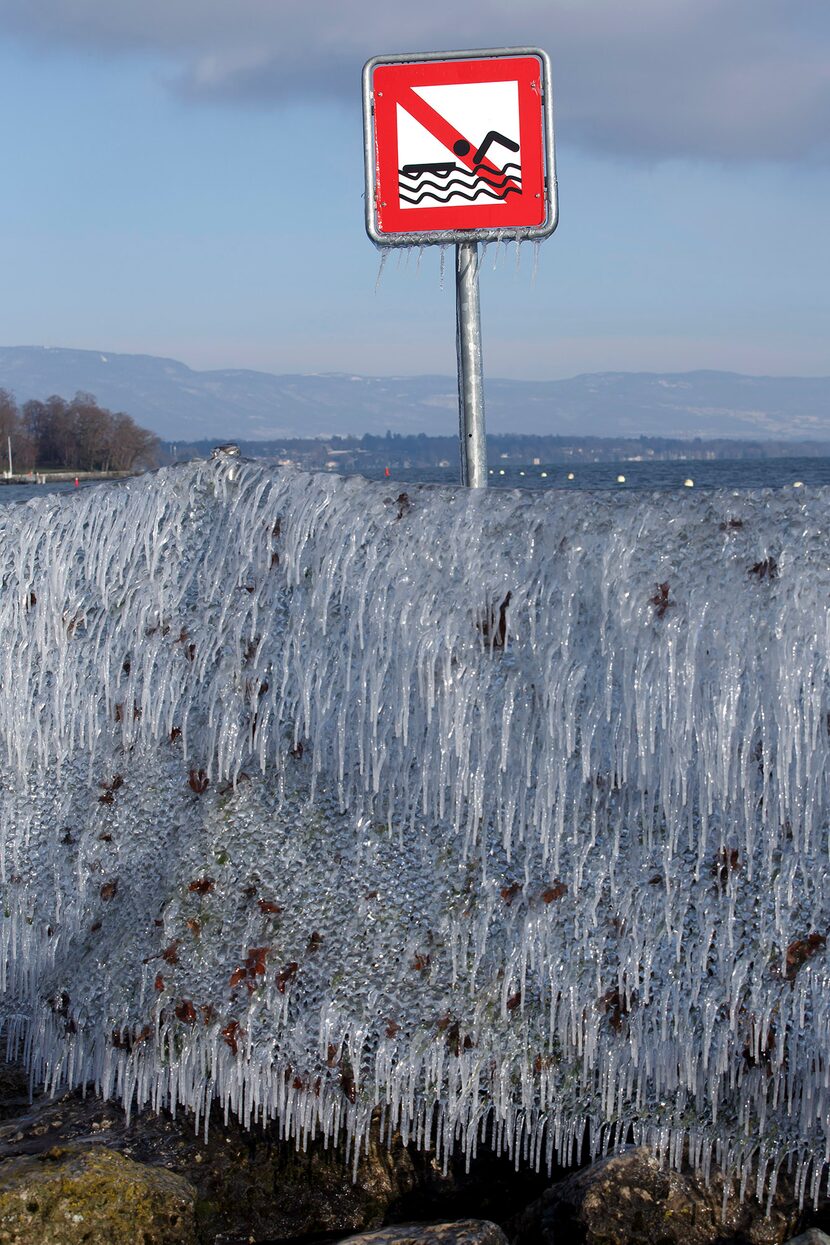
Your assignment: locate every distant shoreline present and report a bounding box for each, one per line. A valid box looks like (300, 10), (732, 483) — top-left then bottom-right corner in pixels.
(0, 470), (136, 486)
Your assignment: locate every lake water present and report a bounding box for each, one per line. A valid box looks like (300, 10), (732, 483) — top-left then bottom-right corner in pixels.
(0, 480), (93, 506)
(361, 455), (830, 491)
(2, 456), (830, 508)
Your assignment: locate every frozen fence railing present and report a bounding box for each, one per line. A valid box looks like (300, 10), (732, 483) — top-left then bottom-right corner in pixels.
(0, 458), (829, 1200)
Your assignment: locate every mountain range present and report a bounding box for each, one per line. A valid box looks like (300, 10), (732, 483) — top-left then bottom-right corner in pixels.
(0, 346), (828, 442)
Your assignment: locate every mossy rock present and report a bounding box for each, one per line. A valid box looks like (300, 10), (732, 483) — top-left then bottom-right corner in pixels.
(509, 1147), (803, 1245)
(0, 1145), (197, 1244)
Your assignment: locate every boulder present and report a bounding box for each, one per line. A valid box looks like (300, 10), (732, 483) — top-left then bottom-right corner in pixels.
(508, 1147), (803, 1245)
(339, 1222), (508, 1245)
(0, 1070), (422, 1243)
(0, 1144), (197, 1245)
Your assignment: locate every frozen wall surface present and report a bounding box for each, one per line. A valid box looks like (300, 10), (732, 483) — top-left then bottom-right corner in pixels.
(1, 457), (828, 1201)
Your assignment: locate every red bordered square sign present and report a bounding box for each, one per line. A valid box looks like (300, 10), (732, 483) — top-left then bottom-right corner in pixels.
(362, 48), (557, 247)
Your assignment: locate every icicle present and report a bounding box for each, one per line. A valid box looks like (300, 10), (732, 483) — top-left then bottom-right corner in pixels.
(374, 249), (389, 292)
(530, 239), (542, 284)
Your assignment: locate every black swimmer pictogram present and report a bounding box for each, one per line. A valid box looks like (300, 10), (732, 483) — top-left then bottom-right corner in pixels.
(455, 130), (520, 164)
(399, 130), (521, 207)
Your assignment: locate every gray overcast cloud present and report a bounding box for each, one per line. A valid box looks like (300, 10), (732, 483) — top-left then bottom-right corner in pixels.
(2, 0), (828, 162)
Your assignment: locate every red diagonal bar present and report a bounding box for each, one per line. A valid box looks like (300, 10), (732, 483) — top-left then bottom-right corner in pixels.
(398, 86), (521, 194)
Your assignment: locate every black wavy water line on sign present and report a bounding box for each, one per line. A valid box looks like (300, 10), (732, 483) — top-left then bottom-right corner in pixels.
(472, 160), (521, 177)
(399, 161), (522, 183)
(399, 183), (522, 206)
(398, 160), (523, 204)
(398, 175), (523, 201)
(399, 171), (522, 196)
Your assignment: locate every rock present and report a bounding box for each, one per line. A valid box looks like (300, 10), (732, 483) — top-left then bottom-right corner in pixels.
(785, 1233), (830, 1245)
(339, 1222), (508, 1245)
(0, 1144), (197, 1244)
(0, 1069), (422, 1243)
(0, 1061), (549, 1244)
(508, 1146), (803, 1245)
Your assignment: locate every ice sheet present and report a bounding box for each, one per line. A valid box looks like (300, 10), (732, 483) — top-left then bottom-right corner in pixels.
(0, 456), (828, 1199)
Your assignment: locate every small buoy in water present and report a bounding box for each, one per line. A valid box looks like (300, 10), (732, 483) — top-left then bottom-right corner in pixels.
(498, 469), (505, 476)
(567, 472), (574, 480)
(616, 474), (626, 484)
(519, 470), (525, 476)
(684, 478), (694, 488)
(540, 471), (548, 479)
(793, 481), (804, 488)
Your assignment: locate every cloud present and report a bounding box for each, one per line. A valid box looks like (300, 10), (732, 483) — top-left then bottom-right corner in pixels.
(2, 0), (829, 163)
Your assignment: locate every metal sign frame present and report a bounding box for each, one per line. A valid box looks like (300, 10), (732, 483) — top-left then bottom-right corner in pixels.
(362, 46), (557, 248)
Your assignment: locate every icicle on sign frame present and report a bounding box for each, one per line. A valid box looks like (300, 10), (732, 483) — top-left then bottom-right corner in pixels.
(362, 48), (558, 247)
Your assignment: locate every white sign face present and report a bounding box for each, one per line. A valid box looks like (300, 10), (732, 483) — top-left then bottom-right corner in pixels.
(396, 81), (521, 210)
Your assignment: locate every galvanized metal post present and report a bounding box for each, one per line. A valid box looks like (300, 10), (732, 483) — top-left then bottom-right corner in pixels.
(455, 241), (487, 487)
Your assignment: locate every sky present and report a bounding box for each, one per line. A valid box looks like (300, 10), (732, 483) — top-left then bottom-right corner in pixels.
(0, 0), (828, 382)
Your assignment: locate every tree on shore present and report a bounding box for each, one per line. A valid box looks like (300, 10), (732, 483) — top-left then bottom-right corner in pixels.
(1, 391), (160, 472)
(0, 389), (35, 471)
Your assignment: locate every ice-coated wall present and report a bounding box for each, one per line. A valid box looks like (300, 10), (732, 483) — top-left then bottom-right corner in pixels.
(0, 457), (828, 1201)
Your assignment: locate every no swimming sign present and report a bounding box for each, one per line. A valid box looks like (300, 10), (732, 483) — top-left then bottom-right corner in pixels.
(363, 48), (557, 246)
